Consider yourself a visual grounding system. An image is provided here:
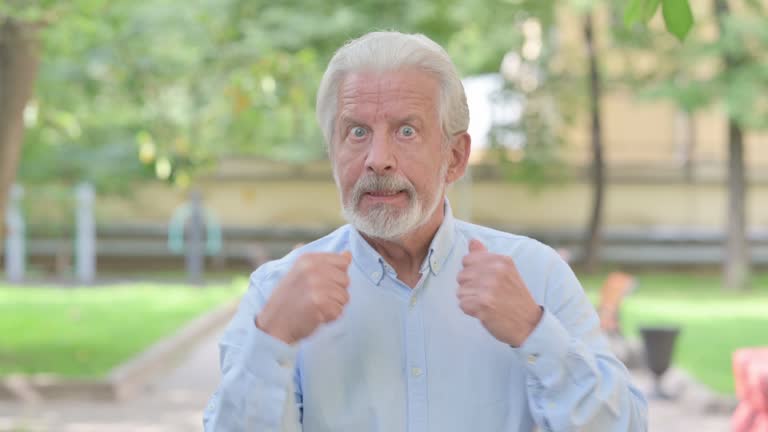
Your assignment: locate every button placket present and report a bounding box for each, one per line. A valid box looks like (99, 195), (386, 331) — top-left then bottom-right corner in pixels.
(404, 287), (428, 431)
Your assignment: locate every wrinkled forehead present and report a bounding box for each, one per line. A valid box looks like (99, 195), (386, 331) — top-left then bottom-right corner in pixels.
(336, 69), (441, 122)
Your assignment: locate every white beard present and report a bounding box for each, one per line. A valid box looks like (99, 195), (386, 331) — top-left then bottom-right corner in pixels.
(338, 163), (448, 241)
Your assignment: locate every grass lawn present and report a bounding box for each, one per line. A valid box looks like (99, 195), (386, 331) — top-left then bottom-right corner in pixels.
(0, 279), (245, 378)
(579, 271), (768, 395)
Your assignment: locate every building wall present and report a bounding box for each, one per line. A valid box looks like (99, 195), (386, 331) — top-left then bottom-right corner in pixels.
(86, 170), (768, 231)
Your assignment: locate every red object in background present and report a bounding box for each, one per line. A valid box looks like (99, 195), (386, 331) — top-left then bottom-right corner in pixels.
(747, 362), (768, 412)
(733, 348), (768, 402)
(733, 348), (768, 432)
(751, 411), (768, 432)
(732, 402), (757, 432)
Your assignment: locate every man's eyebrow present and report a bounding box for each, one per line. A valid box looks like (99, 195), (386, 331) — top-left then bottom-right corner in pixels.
(338, 114), (364, 127)
(397, 115), (424, 126)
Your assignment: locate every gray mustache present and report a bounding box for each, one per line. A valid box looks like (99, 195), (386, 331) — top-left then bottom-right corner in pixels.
(352, 175), (415, 202)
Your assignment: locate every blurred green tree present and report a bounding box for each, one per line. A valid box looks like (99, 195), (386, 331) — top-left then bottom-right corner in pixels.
(6, 0), (525, 192)
(1, 0), (695, 242)
(496, 0), (694, 272)
(633, 0), (768, 290)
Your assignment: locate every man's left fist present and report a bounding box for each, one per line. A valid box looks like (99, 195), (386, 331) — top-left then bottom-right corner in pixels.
(457, 239), (544, 347)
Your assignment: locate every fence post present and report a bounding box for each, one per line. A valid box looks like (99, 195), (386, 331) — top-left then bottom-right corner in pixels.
(186, 190), (205, 285)
(75, 182), (96, 284)
(4, 184), (25, 283)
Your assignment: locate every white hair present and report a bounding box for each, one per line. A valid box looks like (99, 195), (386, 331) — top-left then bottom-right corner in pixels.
(316, 31), (470, 151)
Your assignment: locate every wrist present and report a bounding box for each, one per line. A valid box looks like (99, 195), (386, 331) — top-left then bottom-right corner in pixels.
(255, 314), (297, 345)
(512, 306), (544, 347)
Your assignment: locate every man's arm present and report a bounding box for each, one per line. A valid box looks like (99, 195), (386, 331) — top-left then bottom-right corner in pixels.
(514, 252), (647, 431)
(203, 268), (302, 432)
(204, 249), (351, 431)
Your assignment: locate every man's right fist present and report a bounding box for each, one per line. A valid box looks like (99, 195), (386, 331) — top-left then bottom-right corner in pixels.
(255, 251), (352, 345)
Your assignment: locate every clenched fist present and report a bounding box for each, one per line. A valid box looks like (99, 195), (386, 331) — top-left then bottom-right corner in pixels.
(256, 251), (352, 345)
(457, 240), (543, 347)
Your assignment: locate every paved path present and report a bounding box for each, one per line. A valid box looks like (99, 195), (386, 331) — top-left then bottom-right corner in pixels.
(0, 329), (732, 431)
(631, 370), (732, 432)
(0, 326), (224, 432)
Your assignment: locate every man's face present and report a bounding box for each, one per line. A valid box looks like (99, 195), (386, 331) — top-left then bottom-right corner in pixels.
(331, 69), (450, 240)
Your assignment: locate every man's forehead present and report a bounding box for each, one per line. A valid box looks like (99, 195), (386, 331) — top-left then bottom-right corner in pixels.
(337, 69), (440, 116)
(339, 69), (439, 98)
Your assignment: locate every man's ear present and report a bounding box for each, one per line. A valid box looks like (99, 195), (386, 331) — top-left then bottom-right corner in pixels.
(445, 132), (471, 184)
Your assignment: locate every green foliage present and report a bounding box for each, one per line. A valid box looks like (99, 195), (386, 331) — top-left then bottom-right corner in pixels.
(4, 0), (701, 191)
(624, 0), (693, 41)
(661, 0), (693, 41)
(623, 0), (661, 25)
(6, 0), (533, 190)
(634, 5), (768, 130)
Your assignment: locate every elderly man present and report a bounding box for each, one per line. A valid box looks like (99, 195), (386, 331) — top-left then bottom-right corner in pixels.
(204, 31), (647, 431)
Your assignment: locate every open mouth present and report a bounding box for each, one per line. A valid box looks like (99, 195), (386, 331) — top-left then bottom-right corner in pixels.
(366, 190), (405, 197)
(362, 190), (408, 203)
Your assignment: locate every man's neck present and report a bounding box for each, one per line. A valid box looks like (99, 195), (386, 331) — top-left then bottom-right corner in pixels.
(361, 202), (445, 289)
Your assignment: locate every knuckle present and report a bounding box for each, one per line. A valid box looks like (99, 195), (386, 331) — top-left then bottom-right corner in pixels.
(315, 309), (326, 323)
(308, 289), (325, 306)
(305, 274), (320, 289)
(492, 260), (507, 274)
(296, 255), (314, 272)
(458, 299), (471, 313)
(480, 291), (494, 307)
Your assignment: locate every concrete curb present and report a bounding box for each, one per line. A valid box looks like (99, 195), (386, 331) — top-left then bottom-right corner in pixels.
(664, 367), (739, 415)
(612, 335), (738, 414)
(0, 299), (238, 402)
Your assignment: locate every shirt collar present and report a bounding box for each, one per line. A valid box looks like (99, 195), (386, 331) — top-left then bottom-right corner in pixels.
(349, 200), (456, 285)
(349, 227), (388, 285)
(424, 200), (456, 276)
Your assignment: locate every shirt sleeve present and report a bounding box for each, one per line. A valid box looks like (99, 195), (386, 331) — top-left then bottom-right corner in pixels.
(513, 249), (648, 432)
(203, 266), (303, 432)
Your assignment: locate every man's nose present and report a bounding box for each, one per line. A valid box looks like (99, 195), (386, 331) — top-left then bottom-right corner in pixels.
(364, 133), (396, 174)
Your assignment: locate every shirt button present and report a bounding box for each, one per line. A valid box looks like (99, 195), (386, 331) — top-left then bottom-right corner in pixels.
(409, 296), (417, 308)
(371, 271), (381, 279)
(411, 367), (423, 377)
(527, 354), (538, 365)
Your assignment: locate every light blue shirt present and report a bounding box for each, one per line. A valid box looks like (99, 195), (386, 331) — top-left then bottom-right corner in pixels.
(204, 204), (647, 431)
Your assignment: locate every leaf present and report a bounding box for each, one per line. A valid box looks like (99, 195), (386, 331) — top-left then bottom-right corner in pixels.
(624, 0), (661, 27)
(624, 0), (644, 26)
(662, 0), (694, 41)
(641, 0), (662, 21)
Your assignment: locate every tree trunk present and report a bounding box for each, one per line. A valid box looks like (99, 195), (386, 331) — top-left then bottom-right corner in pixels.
(715, 0), (750, 290)
(0, 17), (40, 244)
(582, 13), (605, 272)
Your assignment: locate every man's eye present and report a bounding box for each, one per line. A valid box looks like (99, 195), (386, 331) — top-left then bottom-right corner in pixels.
(400, 126), (415, 137)
(351, 127), (367, 138)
